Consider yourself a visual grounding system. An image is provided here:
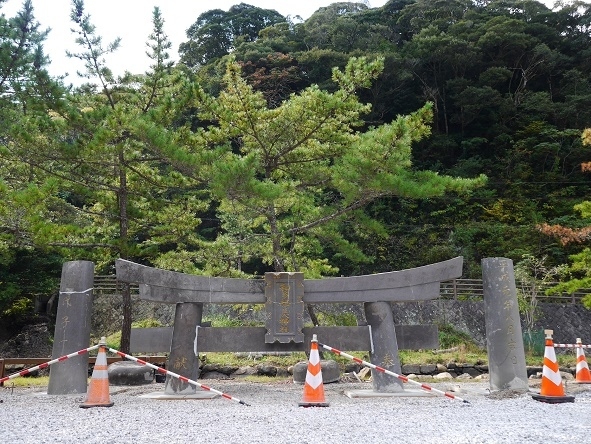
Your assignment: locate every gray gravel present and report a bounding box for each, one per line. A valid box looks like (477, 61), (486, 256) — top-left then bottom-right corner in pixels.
(1, 379), (590, 443)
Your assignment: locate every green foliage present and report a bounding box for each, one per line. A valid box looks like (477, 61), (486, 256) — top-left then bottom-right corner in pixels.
(185, 56), (485, 275)
(312, 310), (358, 327)
(132, 318), (163, 328)
(0, 250), (61, 328)
(179, 4), (286, 67)
(103, 331), (121, 351)
(515, 254), (566, 332)
(4, 0), (591, 339)
(99, 317), (163, 351)
(438, 324), (478, 350)
(203, 313), (262, 328)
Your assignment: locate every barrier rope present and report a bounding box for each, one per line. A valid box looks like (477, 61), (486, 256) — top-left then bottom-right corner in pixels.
(0, 345), (100, 385)
(107, 347), (251, 406)
(555, 343), (591, 349)
(317, 341), (470, 404)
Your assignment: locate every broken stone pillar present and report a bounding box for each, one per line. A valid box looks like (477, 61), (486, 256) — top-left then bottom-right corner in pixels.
(48, 260), (94, 394)
(482, 257), (529, 392)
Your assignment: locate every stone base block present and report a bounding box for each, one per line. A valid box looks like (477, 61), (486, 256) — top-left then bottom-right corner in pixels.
(139, 391), (219, 400)
(344, 388), (436, 398)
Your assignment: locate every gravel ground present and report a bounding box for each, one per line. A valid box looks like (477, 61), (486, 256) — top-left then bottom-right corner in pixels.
(1, 379), (590, 444)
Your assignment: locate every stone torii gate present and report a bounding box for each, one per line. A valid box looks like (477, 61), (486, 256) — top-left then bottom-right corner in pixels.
(116, 256), (463, 396)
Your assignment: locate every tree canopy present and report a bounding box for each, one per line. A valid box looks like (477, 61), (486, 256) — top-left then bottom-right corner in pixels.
(2, 0), (591, 332)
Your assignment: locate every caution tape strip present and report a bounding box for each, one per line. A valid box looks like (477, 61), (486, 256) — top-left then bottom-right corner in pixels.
(317, 341), (470, 404)
(0, 345), (100, 384)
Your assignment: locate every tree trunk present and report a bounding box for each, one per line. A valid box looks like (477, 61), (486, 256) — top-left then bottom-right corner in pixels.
(120, 283), (132, 354)
(118, 149), (132, 354)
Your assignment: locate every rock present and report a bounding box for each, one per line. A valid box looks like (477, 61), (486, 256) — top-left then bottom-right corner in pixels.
(456, 373), (472, 380)
(292, 360), (340, 384)
(276, 367), (291, 378)
(201, 371), (231, 379)
(256, 364), (278, 377)
(231, 366), (257, 376)
(561, 371), (574, 380)
(201, 363), (238, 375)
(433, 372), (453, 380)
(108, 361), (153, 386)
(344, 362), (363, 373)
(474, 373), (489, 381)
(420, 364), (437, 375)
(456, 365), (481, 377)
(436, 363), (447, 373)
(402, 364), (421, 375)
(356, 366), (372, 380)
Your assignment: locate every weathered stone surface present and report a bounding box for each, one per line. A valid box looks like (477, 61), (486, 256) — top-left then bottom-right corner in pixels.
(456, 373), (472, 380)
(356, 367), (372, 380)
(264, 272), (304, 344)
(276, 367), (290, 378)
(48, 261), (94, 395)
(108, 361), (153, 386)
(256, 364), (278, 377)
(201, 364), (239, 375)
(562, 371), (574, 380)
(344, 363), (363, 373)
(231, 366), (257, 376)
(365, 301), (403, 392)
(292, 360), (340, 384)
(433, 372), (453, 380)
(457, 365), (482, 377)
(164, 302), (202, 396)
(402, 364), (421, 375)
(482, 258), (529, 392)
(420, 364), (437, 375)
(201, 371), (231, 379)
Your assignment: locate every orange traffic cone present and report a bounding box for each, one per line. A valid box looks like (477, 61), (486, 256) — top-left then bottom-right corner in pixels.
(532, 330), (574, 404)
(574, 338), (591, 384)
(299, 334), (329, 407)
(80, 337), (114, 408)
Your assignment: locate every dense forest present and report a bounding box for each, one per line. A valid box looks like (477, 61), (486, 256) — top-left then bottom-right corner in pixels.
(1, 0), (591, 343)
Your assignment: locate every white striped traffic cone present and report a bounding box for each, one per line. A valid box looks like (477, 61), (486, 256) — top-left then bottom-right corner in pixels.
(299, 334), (329, 407)
(574, 338), (591, 383)
(532, 330), (574, 404)
(80, 338), (114, 408)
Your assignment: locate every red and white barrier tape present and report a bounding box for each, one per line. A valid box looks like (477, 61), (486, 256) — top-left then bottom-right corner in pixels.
(318, 341), (470, 404)
(107, 348), (251, 406)
(555, 343), (591, 349)
(0, 344), (100, 385)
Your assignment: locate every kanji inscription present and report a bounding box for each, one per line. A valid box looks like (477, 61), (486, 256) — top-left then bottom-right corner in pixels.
(264, 272), (304, 343)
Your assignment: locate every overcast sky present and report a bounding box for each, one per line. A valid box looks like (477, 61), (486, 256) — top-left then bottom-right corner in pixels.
(1, 0), (391, 85)
(1, 0), (566, 85)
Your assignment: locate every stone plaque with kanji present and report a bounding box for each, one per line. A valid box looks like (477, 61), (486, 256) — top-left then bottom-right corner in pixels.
(264, 272), (304, 343)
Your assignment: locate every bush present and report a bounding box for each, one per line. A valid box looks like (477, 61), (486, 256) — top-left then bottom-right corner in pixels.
(438, 324), (477, 350)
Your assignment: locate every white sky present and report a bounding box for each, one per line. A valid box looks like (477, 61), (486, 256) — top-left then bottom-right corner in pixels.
(1, 0), (565, 85)
(1, 0), (390, 85)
